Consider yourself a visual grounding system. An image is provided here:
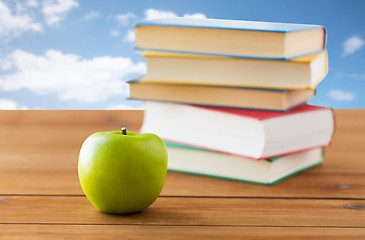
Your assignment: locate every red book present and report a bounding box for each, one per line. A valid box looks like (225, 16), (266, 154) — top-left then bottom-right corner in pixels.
(141, 101), (335, 159)
(198, 104), (329, 120)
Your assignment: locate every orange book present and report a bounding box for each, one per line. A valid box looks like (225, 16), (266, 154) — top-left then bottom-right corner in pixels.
(142, 50), (328, 90)
(135, 18), (326, 60)
(128, 77), (315, 111)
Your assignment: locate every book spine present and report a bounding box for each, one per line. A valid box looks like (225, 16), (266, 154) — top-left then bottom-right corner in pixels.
(136, 47), (325, 60)
(162, 139), (330, 160)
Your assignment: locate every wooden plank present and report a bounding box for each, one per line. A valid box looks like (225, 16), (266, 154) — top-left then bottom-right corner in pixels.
(0, 110), (143, 152)
(2, 144), (362, 173)
(163, 171), (365, 199)
(1, 225), (365, 240)
(0, 148), (80, 171)
(0, 110), (143, 171)
(1, 196), (365, 227)
(318, 109), (365, 173)
(316, 111), (365, 173)
(2, 170), (365, 199)
(0, 170), (81, 195)
(0, 110), (144, 127)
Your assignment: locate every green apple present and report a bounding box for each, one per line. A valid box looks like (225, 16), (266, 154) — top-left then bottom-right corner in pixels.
(78, 128), (168, 214)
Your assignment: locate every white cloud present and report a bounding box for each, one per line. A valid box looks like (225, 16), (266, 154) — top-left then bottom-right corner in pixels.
(114, 12), (136, 25)
(346, 73), (365, 79)
(329, 90), (355, 101)
(335, 72), (365, 80)
(42, 0), (79, 25)
(118, 9), (205, 44)
(0, 49), (146, 103)
(0, 0), (42, 39)
(183, 13), (206, 19)
(123, 30), (135, 43)
(83, 10), (100, 21)
(110, 30), (119, 37)
(107, 103), (145, 110)
(343, 36), (364, 56)
(0, 98), (29, 110)
(25, 0), (39, 8)
(144, 9), (177, 20)
(144, 8), (206, 20)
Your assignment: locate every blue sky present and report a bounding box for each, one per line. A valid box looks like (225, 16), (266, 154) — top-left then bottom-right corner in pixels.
(0, 0), (364, 109)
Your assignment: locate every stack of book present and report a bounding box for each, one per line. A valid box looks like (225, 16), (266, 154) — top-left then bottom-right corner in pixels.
(129, 17), (335, 185)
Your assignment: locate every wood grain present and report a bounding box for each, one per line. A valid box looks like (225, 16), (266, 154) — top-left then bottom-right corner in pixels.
(0, 110), (143, 171)
(319, 109), (365, 173)
(1, 225), (364, 240)
(2, 170), (365, 199)
(0, 110), (144, 128)
(1, 195), (365, 227)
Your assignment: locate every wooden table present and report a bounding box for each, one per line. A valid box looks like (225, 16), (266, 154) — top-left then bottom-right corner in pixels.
(0, 109), (365, 239)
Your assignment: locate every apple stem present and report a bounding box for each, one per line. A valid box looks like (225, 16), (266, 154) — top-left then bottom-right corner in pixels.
(121, 128), (127, 135)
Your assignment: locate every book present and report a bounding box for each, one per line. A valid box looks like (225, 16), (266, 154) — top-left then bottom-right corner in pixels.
(141, 50), (328, 90)
(140, 101), (335, 159)
(135, 17), (326, 60)
(166, 142), (324, 185)
(128, 77), (315, 111)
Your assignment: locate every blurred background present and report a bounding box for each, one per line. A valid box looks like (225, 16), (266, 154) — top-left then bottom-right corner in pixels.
(0, 0), (364, 110)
